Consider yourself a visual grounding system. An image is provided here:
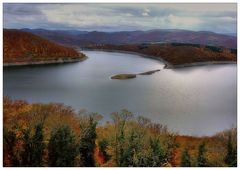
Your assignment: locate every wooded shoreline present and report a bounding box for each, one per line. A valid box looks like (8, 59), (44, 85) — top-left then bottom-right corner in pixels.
(3, 48), (236, 68)
(3, 56), (88, 67)
(83, 48), (237, 69)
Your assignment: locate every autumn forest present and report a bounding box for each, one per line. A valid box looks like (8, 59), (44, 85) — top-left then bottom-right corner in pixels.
(3, 97), (237, 167)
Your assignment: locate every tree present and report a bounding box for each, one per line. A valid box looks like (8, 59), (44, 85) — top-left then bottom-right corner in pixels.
(48, 125), (77, 167)
(164, 133), (178, 166)
(98, 139), (110, 163)
(78, 116), (97, 167)
(181, 148), (191, 167)
(120, 131), (142, 167)
(197, 143), (207, 167)
(148, 137), (166, 167)
(20, 128), (32, 166)
(20, 123), (45, 166)
(225, 133), (237, 167)
(3, 129), (20, 166)
(137, 116), (151, 127)
(31, 124), (45, 166)
(111, 110), (133, 166)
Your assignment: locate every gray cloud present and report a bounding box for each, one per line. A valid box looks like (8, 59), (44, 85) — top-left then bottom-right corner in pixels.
(3, 3), (237, 33)
(4, 3), (42, 15)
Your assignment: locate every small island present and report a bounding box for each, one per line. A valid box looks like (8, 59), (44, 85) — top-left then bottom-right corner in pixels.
(111, 69), (161, 80)
(111, 74), (137, 80)
(138, 69), (160, 75)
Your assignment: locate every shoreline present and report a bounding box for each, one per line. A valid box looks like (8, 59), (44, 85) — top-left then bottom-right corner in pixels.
(172, 61), (237, 69)
(83, 48), (237, 69)
(82, 48), (173, 68)
(3, 55), (88, 67)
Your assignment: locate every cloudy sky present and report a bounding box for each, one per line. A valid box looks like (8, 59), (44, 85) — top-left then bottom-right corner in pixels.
(3, 3), (237, 33)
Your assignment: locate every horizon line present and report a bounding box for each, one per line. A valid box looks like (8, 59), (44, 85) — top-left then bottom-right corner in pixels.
(3, 27), (237, 36)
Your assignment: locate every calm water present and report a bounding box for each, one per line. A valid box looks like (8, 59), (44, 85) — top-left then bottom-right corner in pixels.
(3, 50), (237, 136)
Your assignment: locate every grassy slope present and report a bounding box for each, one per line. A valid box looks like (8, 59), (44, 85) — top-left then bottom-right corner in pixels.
(3, 29), (85, 63)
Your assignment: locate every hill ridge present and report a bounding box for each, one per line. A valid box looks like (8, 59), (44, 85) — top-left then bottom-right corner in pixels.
(3, 29), (86, 65)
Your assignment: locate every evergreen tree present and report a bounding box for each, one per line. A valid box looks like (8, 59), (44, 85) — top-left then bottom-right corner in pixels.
(149, 137), (166, 167)
(181, 148), (191, 167)
(20, 128), (32, 166)
(197, 143), (207, 167)
(31, 124), (45, 166)
(48, 125), (77, 167)
(225, 133), (237, 167)
(20, 124), (45, 166)
(121, 131), (141, 167)
(3, 129), (20, 166)
(231, 149), (237, 167)
(79, 117), (97, 167)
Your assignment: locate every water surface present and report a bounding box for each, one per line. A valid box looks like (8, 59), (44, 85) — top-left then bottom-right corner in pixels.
(4, 50), (237, 136)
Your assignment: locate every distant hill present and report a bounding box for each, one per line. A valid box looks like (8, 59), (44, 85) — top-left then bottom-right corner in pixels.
(21, 28), (237, 49)
(3, 29), (86, 65)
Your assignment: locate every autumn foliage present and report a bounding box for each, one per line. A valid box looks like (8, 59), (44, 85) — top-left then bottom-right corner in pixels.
(3, 97), (237, 167)
(3, 29), (84, 63)
(87, 43), (237, 66)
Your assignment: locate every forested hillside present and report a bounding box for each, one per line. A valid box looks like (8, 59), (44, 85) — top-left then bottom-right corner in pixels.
(3, 29), (86, 64)
(87, 43), (237, 67)
(3, 97), (237, 167)
(23, 29), (237, 49)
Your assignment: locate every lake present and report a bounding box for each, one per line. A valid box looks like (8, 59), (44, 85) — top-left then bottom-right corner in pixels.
(3, 50), (237, 136)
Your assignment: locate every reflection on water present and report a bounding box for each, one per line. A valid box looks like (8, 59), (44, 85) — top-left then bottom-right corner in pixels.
(3, 50), (237, 136)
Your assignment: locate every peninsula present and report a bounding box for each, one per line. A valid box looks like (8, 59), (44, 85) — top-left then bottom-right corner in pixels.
(86, 43), (237, 68)
(3, 29), (87, 66)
